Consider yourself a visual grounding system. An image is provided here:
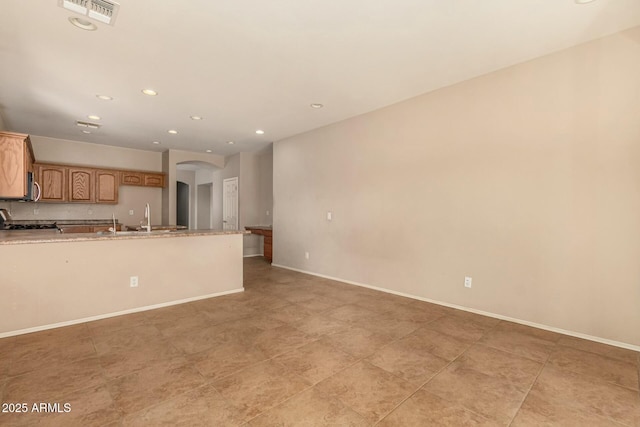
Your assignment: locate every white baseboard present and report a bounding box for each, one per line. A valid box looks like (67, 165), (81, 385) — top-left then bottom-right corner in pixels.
(0, 288), (244, 339)
(243, 253), (264, 258)
(272, 263), (640, 353)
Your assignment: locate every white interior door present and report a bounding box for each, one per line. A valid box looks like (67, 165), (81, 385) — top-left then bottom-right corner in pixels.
(222, 177), (238, 230)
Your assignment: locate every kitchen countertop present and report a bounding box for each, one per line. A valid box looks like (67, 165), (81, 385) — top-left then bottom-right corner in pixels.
(3, 219), (119, 225)
(124, 224), (188, 231)
(0, 229), (250, 245)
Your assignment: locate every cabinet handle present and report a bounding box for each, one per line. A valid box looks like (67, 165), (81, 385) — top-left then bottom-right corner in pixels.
(33, 181), (41, 202)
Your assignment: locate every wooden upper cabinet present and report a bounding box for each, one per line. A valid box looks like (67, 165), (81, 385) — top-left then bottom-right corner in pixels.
(24, 159), (163, 203)
(95, 170), (118, 204)
(36, 164), (67, 202)
(120, 171), (165, 188)
(68, 167), (95, 203)
(143, 173), (164, 187)
(120, 171), (143, 186)
(0, 131), (34, 199)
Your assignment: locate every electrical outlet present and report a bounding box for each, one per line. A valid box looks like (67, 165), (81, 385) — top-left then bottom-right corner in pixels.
(305, 252), (310, 260)
(327, 211), (332, 221)
(33, 208), (39, 215)
(266, 210), (270, 216)
(130, 276), (139, 288)
(129, 210), (134, 216)
(464, 276), (472, 288)
(87, 209), (93, 215)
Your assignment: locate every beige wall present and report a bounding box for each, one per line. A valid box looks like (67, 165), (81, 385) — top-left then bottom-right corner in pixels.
(0, 234), (244, 336)
(208, 150), (273, 256)
(240, 152), (261, 256)
(273, 27), (640, 347)
(258, 146), (274, 225)
(31, 135), (162, 171)
(162, 149), (225, 225)
(0, 136), (163, 226)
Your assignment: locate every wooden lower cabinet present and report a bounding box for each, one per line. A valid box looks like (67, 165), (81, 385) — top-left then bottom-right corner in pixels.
(245, 227), (273, 262)
(59, 224), (121, 233)
(96, 170), (118, 204)
(36, 164), (66, 202)
(264, 234), (272, 261)
(58, 225), (93, 233)
(68, 168), (95, 203)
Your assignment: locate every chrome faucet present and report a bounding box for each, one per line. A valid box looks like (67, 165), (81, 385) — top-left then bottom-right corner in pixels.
(108, 213), (117, 234)
(140, 203), (151, 232)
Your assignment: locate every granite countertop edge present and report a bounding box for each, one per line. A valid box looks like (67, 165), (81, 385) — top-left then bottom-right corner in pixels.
(0, 229), (250, 245)
(3, 219), (121, 225)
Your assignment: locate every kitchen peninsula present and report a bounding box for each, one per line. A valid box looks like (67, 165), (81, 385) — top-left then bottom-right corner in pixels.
(0, 229), (249, 337)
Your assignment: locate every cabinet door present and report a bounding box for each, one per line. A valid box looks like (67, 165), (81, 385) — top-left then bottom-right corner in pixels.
(263, 231), (272, 261)
(143, 173), (164, 187)
(120, 171), (143, 186)
(59, 225), (93, 233)
(0, 132), (30, 198)
(68, 168), (95, 203)
(96, 170), (119, 204)
(36, 164), (67, 202)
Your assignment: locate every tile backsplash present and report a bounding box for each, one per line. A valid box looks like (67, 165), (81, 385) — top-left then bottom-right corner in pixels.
(0, 186), (162, 226)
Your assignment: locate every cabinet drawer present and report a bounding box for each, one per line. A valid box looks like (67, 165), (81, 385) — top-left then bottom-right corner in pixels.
(120, 172), (143, 186)
(143, 173), (164, 187)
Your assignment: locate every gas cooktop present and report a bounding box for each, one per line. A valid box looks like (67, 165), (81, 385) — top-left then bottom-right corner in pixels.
(2, 222), (58, 230)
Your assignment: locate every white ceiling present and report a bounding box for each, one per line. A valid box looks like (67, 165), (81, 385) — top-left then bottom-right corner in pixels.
(1, 0), (639, 157)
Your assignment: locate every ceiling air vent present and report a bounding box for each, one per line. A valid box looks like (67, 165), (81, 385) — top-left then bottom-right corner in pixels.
(58, 0), (120, 26)
(76, 121), (101, 129)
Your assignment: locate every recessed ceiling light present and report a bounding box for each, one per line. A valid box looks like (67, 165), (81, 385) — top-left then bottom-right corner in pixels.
(575, 0), (595, 3)
(227, 141), (235, 145)
(69, 17), (97, 31)
(152, 141), (161, 145)
(310, 103), (324, 109)
(168, 129), (178, 134)
(205, 149), (212, 153)
(255, 130), (265, 135)
(190, 116), (203, 120)
(87, 115), (101, 120)
(96, 95), (113, 101)
(82, 130), (91, 134)
(142, 89), (158, 96)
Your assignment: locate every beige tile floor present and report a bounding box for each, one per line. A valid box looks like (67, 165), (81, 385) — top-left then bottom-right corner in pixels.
(0, 257), (639, 426)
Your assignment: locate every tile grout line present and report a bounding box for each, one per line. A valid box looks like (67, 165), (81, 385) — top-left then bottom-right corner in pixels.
(375, 319), (500, 425)
(506, 350), (551, 427)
